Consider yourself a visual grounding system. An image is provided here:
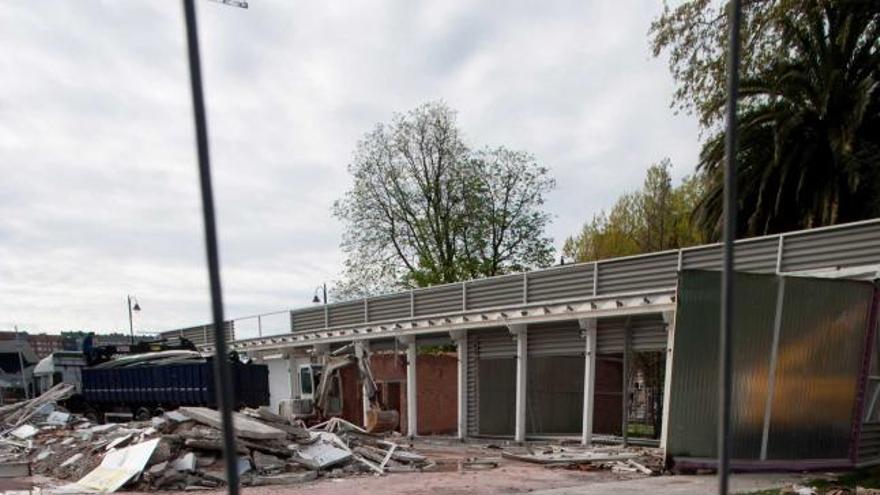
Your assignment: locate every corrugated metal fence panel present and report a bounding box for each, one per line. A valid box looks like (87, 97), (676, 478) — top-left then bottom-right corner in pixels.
(328, 301), (364, 327)
(526, 264), (593, 302)
(467, 274), (523, 310)
(414, 284), (462, 316)
(782, 222), (880, 272)
(682, 237), (778, 272)
(467, 332), (479, 436)
(666, 270), (780, 459)
(291, 307), (325, 332)
(475, 327), (516, 359)
(368, 293), (410, 322)
(630, 313), (668, 352)
(597, 317), (626, 354)
(597, 252), (678, 295)
(527, 320), (583, 357)
(161, 322), (234, 346)
(860, 423), (880, 461)
(766, 276), (873, 459)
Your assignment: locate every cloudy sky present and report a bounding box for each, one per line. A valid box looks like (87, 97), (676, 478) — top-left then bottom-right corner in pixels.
(0, 0), (699, 338)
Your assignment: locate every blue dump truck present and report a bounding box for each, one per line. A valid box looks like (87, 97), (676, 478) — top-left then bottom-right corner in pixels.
(60, 336), (269, 421)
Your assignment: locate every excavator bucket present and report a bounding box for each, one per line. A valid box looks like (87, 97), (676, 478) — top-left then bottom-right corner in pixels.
(365, 406), (399, 434)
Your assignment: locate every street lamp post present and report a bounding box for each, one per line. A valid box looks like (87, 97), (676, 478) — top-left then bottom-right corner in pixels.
(312, 283), (327, 305)
(128, 295), (141, 345)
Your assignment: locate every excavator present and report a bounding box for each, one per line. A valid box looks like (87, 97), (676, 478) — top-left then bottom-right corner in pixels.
(291, 344), (399, 434)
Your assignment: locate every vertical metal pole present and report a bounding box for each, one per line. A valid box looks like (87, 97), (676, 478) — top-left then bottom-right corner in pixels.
(257, 315), (262, 338)
(622, 319), (631, 446)
(181, 1), (239, 493)
(720, 1), (742, 493)
(14, 326), (29, 400)
(128, 295), (135, 345)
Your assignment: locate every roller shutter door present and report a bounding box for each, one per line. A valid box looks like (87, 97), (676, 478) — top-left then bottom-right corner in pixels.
(475, 328), (516, 359)
(527, 321), (584, 357)
(598, 317), (626, 353)
(631, 314), (668, 351)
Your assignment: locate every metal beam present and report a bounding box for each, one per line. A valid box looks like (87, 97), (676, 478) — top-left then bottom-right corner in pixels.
(509, 323), (528, 443)
(660, 310), (676, 450)
(202, 289), (676, 354)
(450, 329), (468, 440)
(355, 340), (371, 428)
(398, 335), (417, 437)
(579, 318), (598, 446)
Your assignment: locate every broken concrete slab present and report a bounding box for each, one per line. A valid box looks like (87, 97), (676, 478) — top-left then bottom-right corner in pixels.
(252, 451), (285, 473)
(46, 411), (71, 425)
(10, 424), (38, 439)
(178, 407), (286, 440)
(172, 452), (197, 472)
(248, 471), (318, 486)
(289, 432), (351, 469)
(60, 453), (84, 468)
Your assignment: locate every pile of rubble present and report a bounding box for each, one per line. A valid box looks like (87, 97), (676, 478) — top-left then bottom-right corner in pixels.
(0, 386), (431, 492)
(498, 444), (664, 475)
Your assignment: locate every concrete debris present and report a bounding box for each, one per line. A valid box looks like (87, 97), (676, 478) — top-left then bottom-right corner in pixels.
(0, 387), (433, 491)
(178, 406), (287, 440)
(9, 424), (38, 440)
(0, 385), (451, 493)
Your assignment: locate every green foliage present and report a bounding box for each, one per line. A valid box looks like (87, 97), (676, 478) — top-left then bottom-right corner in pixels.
(563, 160), (704, 262)
(652, 1), (880, 240)
(333, 102), (555, 298)
(693, 2), (880, 238)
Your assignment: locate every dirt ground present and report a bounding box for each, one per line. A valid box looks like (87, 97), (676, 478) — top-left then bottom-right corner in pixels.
(17, 438), (800, 495)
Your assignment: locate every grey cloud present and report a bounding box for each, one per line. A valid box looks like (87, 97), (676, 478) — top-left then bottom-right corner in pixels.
(0, 0), (698, 336)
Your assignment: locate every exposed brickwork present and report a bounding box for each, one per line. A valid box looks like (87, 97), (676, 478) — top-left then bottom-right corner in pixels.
(338, 351), (458, 435)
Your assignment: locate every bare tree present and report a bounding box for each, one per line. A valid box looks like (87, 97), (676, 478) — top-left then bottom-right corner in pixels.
(333, 102), (555, 298)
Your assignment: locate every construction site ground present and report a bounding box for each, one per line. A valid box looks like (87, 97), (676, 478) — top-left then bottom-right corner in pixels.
(16, 438), (808, 495)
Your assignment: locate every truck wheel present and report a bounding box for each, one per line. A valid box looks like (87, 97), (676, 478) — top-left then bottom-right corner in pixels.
(84, 407), (103, 423)
(134, 407), (151, 422)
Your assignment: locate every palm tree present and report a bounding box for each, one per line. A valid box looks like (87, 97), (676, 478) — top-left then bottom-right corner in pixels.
(696, 1), (880, 239)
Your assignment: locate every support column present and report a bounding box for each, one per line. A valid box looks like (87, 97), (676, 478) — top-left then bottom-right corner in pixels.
(509, 324), (528, 443)
(579, 318), (598, 446)
(660, 310), (675, 449)
(622, 318), (631, 447)
(354, 340), (371, 428)
(450, 330), (468, 440)
(398, 335), (417, 438)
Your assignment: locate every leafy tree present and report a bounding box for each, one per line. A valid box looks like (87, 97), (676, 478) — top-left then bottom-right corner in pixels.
(563, 160), (704, 262)
(333, 102), (555, 298)
(652, 1), (880, 239)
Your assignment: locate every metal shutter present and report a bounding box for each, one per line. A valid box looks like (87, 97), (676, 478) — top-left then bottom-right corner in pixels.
(631, 313), (669, 351)
(475, 328), (516, 359)
(597, 317), (626, 353)
(527, 321), (584, 357)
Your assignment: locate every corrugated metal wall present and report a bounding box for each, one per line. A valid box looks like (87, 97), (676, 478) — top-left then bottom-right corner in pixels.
(860, 423), (880, 461)
(327, 301), (363, 327)
(243, 220), (880, 336)
(667, 270), (874, 461)
(766, 276), (873, 459)
(291, 307), (324, 331)
(527, 321), (583, 356)
(160, 322), (234, 346)
(526, 263), (593, 301)
(475, 328), (516, 359)
(367, 294), (411, 321)
(414, 284), (462, 316)
(598, 252), (678, 294)
(467, 274), (523, 309)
